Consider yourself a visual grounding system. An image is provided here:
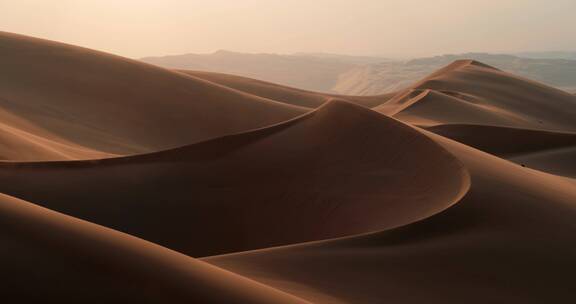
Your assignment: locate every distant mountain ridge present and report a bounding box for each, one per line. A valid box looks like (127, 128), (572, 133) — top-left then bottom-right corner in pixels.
(515, 51), (576, 60)
(141, 51), (576, 95)
(141, 50), (374, 92)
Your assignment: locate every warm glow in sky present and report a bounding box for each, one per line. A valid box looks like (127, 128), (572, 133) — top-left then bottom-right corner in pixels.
(1, 0), (574, 58)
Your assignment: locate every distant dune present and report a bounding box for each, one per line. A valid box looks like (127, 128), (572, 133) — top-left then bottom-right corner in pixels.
(141, 50), (370, 93)
(1, 32), (576, 303)
(180, 70), (391, 108)
(142, 51), (576, 95)
(376, 60), (576, 131)
(0, 100), (469, 257)
(336, 53), (576, 95)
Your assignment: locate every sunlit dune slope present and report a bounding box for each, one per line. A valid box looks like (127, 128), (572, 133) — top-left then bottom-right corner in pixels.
(376, 60), (576, 131)
(0, 31), (305, 160)
(0, 106), (114, 160)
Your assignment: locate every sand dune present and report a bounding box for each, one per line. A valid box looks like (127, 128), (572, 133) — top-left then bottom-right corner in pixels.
(0, 32), (305, 160)
(180, 70), (392, 108)
(0, 100), (469, 257)
(141, 51), (576, 95)
(509, 147), (576, 178)
(140, 50), (373, 93)
(205, 132), (576, 304)
(427, 123), (576, 176)
(0, 193), (310, 303)
(377, 60), (576, 131)
(376, 89), (530, 126)
(427, 124), (576, 156)
(1, 32), (575, 303)
(335, 53), (576, 95)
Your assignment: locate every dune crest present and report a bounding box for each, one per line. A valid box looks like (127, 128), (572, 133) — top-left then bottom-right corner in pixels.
(180, 70), (392, 108)
(204, 129), (576, 304)
(377, 58), (576, 132)
(1, 31), (575, 303)
(0, 100), (469, 257)
(0, 31), (305, 160)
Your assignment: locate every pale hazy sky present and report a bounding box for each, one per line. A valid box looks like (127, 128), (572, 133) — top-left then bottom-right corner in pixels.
(1, 0), (574, 58)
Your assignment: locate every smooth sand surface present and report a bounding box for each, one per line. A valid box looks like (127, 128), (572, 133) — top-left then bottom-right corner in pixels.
(0, 32), (305, 160)
(0, 32), (575, 303)
(0, 193), (310, 303)
(376, 60), (576, 131)
(0, 100), (469, 257)
(205, 133), (576, 303)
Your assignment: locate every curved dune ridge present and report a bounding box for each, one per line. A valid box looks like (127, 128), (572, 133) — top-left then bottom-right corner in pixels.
(179, 70), (393, 108)
(376, 59), (576, 131)
(376, 89), (532, 126)
(205, 132), (576, 304)
(0, 32), (575, 303)
(0, 100), (470, 257)
(426, 124), (576, 177)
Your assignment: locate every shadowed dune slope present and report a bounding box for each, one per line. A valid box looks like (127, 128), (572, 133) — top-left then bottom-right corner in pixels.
(0, 32), (305, 160)
(377, 89), (531, 126)
(204, 132), (576, 304)
(509, 147), (576, 178)
(0, 100), (469, 257)
(0, 193), (310, 303)
(426, 124), (576, 177)
(180, 70), (393, 108)
(376, 60), (576, 131)
(427, 124), (576, 157)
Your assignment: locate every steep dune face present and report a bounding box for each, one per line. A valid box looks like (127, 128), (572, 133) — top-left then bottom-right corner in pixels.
(0, 32), (305, 160)
(377, 60), (576, 131)
(205, 133), (576, 304)
(0, 193), (309, 303)
(0, 101), (469, 257)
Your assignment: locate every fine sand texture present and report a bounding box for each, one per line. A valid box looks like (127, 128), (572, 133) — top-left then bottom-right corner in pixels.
(0, 32), (575, 303)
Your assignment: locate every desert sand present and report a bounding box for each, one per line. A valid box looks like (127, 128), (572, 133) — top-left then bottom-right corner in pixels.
(1, 32), (575, 303)
(141, 51), (576, 95)
(0, 31), (305, 160)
